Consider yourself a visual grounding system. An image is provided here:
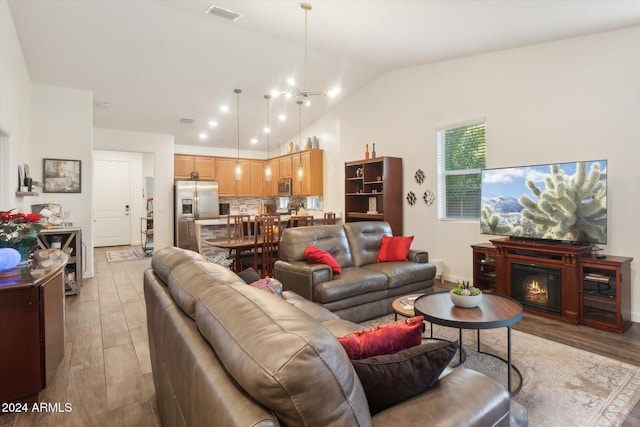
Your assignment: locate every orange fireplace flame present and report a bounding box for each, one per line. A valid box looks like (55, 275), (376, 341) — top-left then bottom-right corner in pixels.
(525, 280), (548, 304)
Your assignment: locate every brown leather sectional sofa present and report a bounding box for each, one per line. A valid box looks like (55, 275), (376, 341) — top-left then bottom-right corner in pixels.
(274, 221), (435, 322)
(143, 246), (528, 427)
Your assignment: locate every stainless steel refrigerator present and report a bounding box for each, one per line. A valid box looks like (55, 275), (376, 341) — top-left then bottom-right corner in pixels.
(174, 180), (219, 249)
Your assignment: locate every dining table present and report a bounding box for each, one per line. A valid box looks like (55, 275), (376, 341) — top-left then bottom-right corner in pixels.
(204, 236), (265, 272)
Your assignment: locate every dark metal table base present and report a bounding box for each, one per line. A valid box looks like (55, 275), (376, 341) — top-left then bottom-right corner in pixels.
(428, 323), (523, 396)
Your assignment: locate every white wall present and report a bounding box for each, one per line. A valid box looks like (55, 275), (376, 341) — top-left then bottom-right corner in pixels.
(93, 128), (174, 251)
(0, 0), (31, 211)
(28, 84), (94, 276)
(314, 26), (640, 319)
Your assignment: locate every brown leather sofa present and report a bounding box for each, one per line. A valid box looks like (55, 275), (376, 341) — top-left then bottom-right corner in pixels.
(144, 246), (528, 427)
(274, 221), (435, 322)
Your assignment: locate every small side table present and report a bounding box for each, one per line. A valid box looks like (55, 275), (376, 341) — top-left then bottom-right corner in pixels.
(392, 293), (424, 320)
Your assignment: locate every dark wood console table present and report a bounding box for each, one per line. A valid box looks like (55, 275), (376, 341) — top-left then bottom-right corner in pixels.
(0, 250), (67, 404)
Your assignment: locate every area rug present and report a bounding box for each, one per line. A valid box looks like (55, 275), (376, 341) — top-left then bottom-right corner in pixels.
(363, 315), (640, 427)
(105, 248), (145, 263)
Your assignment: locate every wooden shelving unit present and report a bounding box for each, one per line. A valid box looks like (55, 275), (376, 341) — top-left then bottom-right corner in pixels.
(344, 156), (403, 235)
(471, 243), (497, 292)
(579, 255), (633, 333)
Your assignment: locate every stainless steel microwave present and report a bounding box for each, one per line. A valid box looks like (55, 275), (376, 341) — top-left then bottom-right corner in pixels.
(278, 178), (292, 196)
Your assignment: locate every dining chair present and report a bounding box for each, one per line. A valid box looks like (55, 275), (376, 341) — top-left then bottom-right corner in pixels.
(323, 212), (337, 225)
(226, 214), (253, 271)
(290, 215), (314, 227)
(253, 215), (282, 277)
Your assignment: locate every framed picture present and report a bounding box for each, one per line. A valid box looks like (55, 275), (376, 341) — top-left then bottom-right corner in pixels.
(43, 158), (82, 193)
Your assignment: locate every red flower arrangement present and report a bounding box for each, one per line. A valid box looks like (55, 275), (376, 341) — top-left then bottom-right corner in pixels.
(0, 209), (42, 244)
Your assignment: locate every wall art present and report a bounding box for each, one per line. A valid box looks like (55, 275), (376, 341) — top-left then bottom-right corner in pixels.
(406, 191), (417, 206)
(43, 158), (81, 193)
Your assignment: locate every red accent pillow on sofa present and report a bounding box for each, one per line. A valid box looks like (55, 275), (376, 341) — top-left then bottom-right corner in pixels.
(377, 235), (414, 262)
(304, 245), (341, 274)
(337, 316), (424, 360)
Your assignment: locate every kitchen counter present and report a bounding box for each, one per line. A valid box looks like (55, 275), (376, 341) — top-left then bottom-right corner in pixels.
(195, 211), (340, 226)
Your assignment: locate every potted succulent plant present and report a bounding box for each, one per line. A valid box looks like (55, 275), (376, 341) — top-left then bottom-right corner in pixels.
(450, 281), (482, 308)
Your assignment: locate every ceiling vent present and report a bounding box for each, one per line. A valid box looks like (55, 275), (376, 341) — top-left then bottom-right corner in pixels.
(204, 4), (242, 22)
(179, 117), (196, 124)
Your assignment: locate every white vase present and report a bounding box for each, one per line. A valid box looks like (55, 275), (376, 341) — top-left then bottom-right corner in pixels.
(450, 290), (482, 308)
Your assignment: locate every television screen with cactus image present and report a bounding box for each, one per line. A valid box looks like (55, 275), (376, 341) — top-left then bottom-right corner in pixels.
(480, 160), (607, 245)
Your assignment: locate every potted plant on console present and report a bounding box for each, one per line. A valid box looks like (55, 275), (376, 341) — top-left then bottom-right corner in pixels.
(450, 281), (482, 308)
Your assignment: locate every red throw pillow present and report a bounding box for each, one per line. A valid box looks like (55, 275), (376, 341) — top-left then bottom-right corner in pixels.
(304, 245), (341, 274)
(337, 316), (424, 360)
(377, 235), (414, 262)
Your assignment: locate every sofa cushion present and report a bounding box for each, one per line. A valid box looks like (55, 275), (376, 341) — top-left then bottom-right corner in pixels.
(343, 222), (393, 267)
(352, 340), (458, 414)
(168, 260), (245, 319)
(279, 224), (354, 268)
(305, 245), (342, 273)
(195, 283), (372, 427)
(152, 247), (205, 285)
(377, 235), (414, 262)
(314, 267), (388, 304)
(337, 316), (424, 360)
(363, 262), (436, 288)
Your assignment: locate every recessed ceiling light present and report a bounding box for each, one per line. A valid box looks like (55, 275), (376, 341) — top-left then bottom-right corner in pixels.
(208, 120), (218, 127)
(204, 4), (242, 22)
(250, 138), (258, 144)
(199, 132), (208, 140)
(263, 127), (271, 134)
(278, 114), (286, 121)
(220, 105), (229, 113)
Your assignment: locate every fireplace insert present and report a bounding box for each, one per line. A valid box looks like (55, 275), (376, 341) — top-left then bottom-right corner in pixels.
(511, 263), (561, 314)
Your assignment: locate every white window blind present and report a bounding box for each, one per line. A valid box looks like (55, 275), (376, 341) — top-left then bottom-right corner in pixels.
(436, 121), (486, 220)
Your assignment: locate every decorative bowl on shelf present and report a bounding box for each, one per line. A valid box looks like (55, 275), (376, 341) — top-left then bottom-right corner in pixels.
(449, 281), (482, 308)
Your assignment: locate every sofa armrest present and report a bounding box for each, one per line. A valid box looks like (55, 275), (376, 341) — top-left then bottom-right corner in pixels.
(408, 249), (429, 263)
(274, 260), (333, 301)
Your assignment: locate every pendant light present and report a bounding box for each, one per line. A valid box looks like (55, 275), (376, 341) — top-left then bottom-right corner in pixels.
(297, 99), (304, 182)
(234, 89), (242, 180)
(264, 94), (272, 182)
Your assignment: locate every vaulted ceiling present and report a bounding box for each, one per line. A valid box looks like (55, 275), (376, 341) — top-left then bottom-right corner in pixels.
(8, 0), (640, 151)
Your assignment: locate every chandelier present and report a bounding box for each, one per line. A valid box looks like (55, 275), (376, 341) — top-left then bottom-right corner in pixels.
(264, 94), (272, 181)
(272, 3), (340, 105)
(234, 89), (242, 180)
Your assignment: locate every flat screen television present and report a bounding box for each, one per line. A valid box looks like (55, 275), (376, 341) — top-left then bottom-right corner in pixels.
(480, 160), (607, 245)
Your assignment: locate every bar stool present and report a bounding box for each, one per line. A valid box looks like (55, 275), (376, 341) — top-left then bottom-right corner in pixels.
(323, 212), (337, 225)
(290, 215), (314, 227)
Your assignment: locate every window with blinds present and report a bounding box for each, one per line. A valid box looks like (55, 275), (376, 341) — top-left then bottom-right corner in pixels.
(436, 121), (486, 220)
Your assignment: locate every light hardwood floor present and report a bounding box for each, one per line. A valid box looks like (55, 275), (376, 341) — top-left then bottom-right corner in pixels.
(1, 246), (158, 427)
(2, 248), (638, 426)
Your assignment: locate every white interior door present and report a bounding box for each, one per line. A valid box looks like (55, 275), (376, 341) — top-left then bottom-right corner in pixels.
(94, 159), (131, 247)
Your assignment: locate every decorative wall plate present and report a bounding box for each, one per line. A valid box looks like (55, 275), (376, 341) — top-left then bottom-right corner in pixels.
(414, 169), (425, 184)
(406, 191), (417, 206)
(356, 167), (363, 178)
(423, 189), (435, 206)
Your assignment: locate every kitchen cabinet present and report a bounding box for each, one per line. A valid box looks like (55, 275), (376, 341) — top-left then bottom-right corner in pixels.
(174, 154), (215, 180)
(264, 159), (279, 196)
(296, 150), (323, 196)
(215, 158), (239, 197)
(279, 156), (292, 179)
(236, 160), (263, 197)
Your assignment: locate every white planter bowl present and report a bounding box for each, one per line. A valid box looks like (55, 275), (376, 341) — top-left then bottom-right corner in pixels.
(450, 290), (482, 308)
